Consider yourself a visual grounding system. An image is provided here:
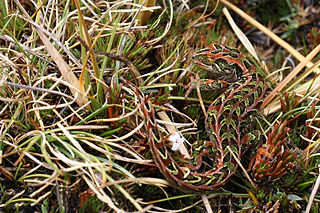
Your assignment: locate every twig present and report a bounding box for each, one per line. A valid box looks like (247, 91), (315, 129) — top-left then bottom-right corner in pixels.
(4, 81), (73, 99)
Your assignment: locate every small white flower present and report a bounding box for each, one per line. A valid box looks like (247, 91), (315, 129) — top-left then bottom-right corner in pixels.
(169, 132), (184, 151)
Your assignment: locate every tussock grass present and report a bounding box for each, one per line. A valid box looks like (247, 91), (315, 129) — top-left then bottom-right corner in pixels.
(0, 0), (320, 212)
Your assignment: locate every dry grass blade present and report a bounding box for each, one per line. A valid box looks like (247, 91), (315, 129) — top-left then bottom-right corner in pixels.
(264, 60), (320, 114)
(285, 60), (320, 92)
(0, 166), (14, 181)
(157, 111), (190, 158)
(220, 0), (320, 73)
(0, 52), (19, 69)
(57, 123), (88, 157)
(36, 31), (90, 109)
(0, 95), (30, 102)
(227, 146), (258, 190)
(103, 177), (169, 187)
(305, 170), (320, 213)
(73, 0), (100, 80)
(146, 0), (173, 45)
(261, 44), (320, 110)
(31, 191), (52, 206)
(222, 7), (260, 62)
(201, 194), (213, 213)
(82, 175), (122, 212)
(29, 171), (59, 198)
(14, 0), (90, 109)
(185, 0), (219, 29)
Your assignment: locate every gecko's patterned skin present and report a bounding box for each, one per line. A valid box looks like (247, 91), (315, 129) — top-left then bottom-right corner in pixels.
(149, 43), (266, 191)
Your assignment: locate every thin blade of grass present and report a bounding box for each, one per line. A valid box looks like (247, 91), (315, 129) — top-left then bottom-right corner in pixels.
(261, 44), (320, 110)
(220, 0), (320, 73)
(157, 111), (190, 158)
(222, 7), (260, 62)
(305, 170), (320, 213)
(73, 0), (100, 79)
(14, 0), (90, 109)
(226, 146), (257, 190)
